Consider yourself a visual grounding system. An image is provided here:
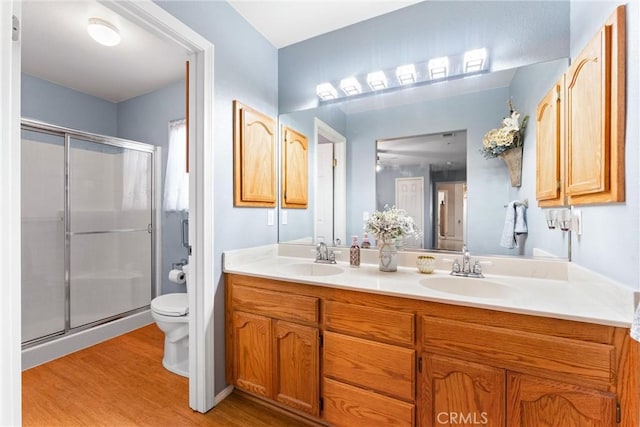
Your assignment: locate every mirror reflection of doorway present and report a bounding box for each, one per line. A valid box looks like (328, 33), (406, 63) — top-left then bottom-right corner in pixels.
(314, 119), (346, 246)
(395, 177), (424, 249)
(435, 182), (466, 251)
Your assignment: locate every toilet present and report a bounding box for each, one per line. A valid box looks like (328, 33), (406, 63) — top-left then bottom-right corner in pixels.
(151, 266), (189, 377)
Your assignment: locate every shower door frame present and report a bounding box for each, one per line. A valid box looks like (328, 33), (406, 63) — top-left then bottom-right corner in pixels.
(21, 118), (161, 343)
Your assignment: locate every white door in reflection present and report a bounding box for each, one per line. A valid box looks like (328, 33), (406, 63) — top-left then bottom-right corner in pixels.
(396, 177), (424, 249)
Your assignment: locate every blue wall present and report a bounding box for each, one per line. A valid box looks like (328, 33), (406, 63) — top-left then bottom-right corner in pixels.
(22, 74), (118, 136)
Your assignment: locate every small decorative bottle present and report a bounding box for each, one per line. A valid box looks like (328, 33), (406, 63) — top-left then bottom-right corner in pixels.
(350, 236), (360, 267)
(361, 232), (371, 249)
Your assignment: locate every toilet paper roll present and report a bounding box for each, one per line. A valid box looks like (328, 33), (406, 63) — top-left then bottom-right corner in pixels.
(168, 269), (186, 284)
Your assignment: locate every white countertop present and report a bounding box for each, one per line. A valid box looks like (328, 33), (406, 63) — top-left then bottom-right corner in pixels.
(223, 244), (638, 328)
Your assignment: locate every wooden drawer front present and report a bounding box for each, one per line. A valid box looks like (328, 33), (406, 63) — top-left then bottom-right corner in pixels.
(422, 316), (615, 388)
(324, 301), (415, 346)
(323, 378), (414, 427)
(232, 285), (318, 324)
(323, 331), (415, 401)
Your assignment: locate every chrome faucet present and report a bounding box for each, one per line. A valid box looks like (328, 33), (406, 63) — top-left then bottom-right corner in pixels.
(451, 245), (484, 278)
(315, 241), (336, 264)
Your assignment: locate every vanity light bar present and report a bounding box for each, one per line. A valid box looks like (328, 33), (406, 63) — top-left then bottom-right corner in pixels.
(396, 64), (417, 85)
(316, 82), (338, 101)
(367, 71), (388, 90)
(464, 48), (487, 73)
(428, 56), (449, 80)
(340, 77), (362, 96)
(316, 48), (489, 102)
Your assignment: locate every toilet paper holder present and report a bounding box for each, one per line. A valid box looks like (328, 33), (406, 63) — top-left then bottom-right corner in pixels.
(172, 258), (188, 270)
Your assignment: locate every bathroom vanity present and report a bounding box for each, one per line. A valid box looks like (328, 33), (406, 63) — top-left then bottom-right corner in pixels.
(223, 245), (639, 427)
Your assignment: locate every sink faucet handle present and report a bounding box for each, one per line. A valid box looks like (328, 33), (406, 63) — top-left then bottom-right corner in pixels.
(451, 259), (461, 273)
(473, 261), (482, 274)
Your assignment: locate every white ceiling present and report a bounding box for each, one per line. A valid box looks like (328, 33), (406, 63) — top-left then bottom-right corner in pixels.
(227, 0), (423, 48)
(21, 0), (422, 103)
(21, 1), (187, 103)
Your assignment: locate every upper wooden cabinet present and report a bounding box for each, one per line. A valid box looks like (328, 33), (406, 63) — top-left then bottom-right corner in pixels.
(536, 79), (564, 206)
(281, 126), (308, 209)
(536, 6), (625, 206)
(233, 101), (277, 207)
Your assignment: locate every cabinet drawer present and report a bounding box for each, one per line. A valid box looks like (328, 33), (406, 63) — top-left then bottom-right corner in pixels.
(232, 285), (318, 324)
(324, 301), (415, 346)
(421, 316), (615, 388)
(323, 378), (414, 427)
(324, 331), (415, 401)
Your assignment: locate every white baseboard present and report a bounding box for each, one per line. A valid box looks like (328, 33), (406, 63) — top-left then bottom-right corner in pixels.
(214, 385), (235, 406)
(22, 310), (154, 370)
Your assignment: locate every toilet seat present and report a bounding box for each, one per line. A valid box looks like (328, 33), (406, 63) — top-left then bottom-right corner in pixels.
(151, 293), (188, 317)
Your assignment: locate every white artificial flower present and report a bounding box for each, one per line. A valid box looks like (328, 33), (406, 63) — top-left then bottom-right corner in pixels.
(502, 111), (521, 132)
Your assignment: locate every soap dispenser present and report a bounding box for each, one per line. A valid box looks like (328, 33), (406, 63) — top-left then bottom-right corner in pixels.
(350, 236), (360, 267)
(361, 232), (371, 249)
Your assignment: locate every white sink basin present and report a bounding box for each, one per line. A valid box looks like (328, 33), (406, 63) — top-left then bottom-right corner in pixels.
(278, 263), (344, 277)
(419, 276), (518, 299)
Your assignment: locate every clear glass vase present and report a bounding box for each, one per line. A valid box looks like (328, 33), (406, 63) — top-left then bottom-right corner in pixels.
(378, 240), (397, 272)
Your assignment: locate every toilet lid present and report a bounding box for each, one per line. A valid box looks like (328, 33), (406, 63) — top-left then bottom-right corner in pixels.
(151, 293), (188, 316)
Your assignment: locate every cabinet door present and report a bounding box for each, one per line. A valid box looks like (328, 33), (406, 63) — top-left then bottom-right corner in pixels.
(273, 320), (319, 416)
(566, 6), (625, 205)
(507, 372), (616, 427)
(565, 26), (611, 199)
(421, 354), (505, 427)
(233, 101), (276, 207)
(231, 311), (272, 398)
(536, 79), (564, 206)
(281, 126), (308, 208)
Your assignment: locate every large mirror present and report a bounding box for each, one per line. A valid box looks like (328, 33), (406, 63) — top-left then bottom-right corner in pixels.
(279, 57), (571, 259)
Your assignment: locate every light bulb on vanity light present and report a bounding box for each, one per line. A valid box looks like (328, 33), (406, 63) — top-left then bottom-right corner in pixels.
(87, 18), (121, 47)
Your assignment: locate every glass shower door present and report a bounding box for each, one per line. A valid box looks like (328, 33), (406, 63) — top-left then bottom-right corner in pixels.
(68, 138), (153, 328)
(21, 129), (66, 342)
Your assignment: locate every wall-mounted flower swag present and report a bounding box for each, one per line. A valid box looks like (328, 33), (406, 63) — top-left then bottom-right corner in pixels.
(481, 100), (529, 159)
(481, 101), (529, 187)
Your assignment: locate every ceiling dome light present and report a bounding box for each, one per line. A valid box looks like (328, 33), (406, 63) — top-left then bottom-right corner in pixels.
(87, 18), (121, 47)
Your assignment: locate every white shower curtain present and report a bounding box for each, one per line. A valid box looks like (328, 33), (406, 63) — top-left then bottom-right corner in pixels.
(122, 150), (150, 210)
(164, 119), (189, 211)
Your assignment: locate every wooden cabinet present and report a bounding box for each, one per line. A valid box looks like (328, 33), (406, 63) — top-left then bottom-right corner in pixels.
(233, 101), (276, 207)
(508, 372), (616, 427)
(535, 79), (564, 206)
(273, 320), (319, 415)
(421, 354), (505, 426)
(323, 302), (416, 426)
(420, 312), (622, 426)
(231, 311), (272, 398)
(226, 277), (320, 417)
(225, 273), (639, 427)
(536, 6), (625, 206)
(281, 126), (308, 208)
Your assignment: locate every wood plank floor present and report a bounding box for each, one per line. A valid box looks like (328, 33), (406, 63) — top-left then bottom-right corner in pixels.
(22, 324), (309, 426)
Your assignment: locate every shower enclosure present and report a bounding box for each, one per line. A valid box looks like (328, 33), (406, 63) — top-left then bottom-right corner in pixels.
(21, 119), (157, 346)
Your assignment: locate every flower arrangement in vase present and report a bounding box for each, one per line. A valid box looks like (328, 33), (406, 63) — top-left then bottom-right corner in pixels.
(481, 100), (529, 187)
(364, 205), (420, 272)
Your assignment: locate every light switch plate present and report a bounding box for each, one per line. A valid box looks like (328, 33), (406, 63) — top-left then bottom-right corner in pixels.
(267, 210), (274, 226)
(571, 209), (582, 235)
(282, 210), (288, 225)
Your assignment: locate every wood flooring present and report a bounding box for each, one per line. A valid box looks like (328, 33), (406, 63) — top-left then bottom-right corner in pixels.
(22, 324), (309, 427)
